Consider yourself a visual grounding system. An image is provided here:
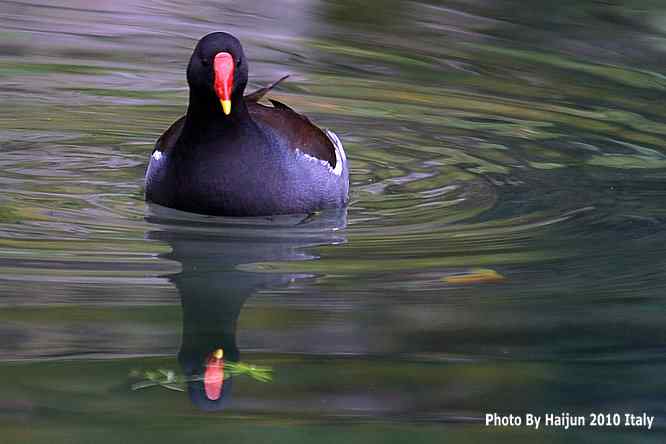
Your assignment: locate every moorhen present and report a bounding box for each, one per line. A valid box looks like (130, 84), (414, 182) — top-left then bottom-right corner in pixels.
(145, 32), (349, 216)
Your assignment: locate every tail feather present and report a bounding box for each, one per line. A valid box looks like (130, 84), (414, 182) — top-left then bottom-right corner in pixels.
(244, 75), (290, 102)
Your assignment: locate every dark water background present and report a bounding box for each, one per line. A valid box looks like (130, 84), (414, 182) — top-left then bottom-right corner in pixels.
(1, 0), (666, 442)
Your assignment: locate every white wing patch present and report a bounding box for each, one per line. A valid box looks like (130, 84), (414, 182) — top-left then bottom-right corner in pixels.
(146, 150), (165, 182)
(326, 130), (346, 176)
(293, 130), (346, 177)
(296, 150), (333, 169)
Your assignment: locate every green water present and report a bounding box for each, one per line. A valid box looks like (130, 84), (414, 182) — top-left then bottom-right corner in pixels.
(1, 0), (666, 442)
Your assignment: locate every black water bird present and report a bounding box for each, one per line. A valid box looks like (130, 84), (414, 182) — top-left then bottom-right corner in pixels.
(145, 32), (349, 216)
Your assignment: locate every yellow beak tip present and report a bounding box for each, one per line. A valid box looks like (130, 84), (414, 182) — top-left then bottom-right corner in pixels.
(221, 100), (231, 115)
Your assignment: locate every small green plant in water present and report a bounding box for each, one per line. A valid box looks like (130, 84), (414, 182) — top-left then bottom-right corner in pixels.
(226, 362), (272, 383)
(130, 362), (273, 392)
(130, 368), (187, 392)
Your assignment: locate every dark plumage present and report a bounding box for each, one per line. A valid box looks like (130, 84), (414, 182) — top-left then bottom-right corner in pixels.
(145, 32), (349, 216)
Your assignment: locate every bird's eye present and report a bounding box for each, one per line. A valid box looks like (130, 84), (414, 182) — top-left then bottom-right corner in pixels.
(236, 58), (242, 68)
(201, 57), (210, 66)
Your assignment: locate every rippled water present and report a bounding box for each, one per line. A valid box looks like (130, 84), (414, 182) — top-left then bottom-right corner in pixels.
(2, 0), (666, 442)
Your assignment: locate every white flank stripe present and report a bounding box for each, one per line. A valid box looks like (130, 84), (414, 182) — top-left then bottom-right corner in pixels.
(294, 130), (346, 177)
(325, 130), (346, 176)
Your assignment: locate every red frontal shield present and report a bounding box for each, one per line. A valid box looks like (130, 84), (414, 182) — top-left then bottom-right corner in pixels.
(214, 52), (234, 115)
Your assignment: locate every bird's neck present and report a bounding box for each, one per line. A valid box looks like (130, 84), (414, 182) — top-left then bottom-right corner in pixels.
(181, 90), (252, 143)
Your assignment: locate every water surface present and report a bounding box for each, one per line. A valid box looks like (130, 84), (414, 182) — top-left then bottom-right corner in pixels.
(1, 0), (666, 442)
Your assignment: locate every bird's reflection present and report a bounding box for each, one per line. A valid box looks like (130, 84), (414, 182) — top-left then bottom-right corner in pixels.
(146, 205), (347, 411)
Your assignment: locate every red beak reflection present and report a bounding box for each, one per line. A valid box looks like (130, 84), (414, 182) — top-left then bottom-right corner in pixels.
(204, 348), (225, 400)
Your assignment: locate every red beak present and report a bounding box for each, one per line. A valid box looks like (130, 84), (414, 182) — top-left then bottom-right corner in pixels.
(214, 52), (234, 115)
